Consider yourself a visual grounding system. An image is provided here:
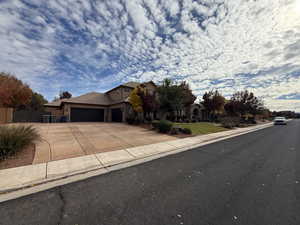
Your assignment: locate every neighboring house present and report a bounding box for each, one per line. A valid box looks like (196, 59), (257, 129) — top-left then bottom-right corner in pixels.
(44, 81), (156, 122)
(44, 81), (207, 122)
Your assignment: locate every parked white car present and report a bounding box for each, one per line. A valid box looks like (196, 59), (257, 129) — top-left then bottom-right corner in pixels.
(273, 117), (287, 125)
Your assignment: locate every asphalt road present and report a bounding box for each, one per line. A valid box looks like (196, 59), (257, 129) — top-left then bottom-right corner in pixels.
(1, 120), (299, 225)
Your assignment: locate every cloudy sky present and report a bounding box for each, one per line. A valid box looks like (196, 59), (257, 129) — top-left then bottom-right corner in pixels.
(0, 0), (300, 111)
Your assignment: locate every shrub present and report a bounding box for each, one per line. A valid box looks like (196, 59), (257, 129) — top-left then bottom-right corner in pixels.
(157, 120), (173, 133)
(151, 120), (160, 129)
(170, 126), (181, 135)
(0, 125), (40, 160)
(247, 117), (257, 124)
(220, 116), (240, 128)
(170, 127), (178, 135)
(182, 128), (192, 134)
(134, 118), (142, 125)
(126, 114), (136, 125)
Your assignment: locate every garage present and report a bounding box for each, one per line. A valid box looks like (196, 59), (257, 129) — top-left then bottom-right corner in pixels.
(111, 108), (123, 122)
(70, 108), (104, 122)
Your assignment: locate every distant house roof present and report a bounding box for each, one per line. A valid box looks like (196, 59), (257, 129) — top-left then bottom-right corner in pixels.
(44, 99), (64, 107)
(122, 81), (141, 88)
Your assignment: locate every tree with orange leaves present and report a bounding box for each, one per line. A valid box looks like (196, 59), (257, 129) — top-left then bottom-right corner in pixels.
(0, 72), (33, 108)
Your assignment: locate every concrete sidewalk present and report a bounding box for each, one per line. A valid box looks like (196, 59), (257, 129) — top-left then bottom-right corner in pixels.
(0, 123), (273, 194)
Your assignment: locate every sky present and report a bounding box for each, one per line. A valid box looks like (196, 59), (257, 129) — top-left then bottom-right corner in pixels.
(0, 0), (300, 112)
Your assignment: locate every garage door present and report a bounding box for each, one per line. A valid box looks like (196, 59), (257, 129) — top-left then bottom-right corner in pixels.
(70, 108), (104, 122)
(111, 108), (123, 122)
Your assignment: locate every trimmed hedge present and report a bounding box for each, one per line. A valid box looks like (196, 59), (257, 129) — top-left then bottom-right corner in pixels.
(0, 125), (40, 160)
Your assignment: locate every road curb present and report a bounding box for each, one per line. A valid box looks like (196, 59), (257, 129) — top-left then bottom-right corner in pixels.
(0, 122), (273, 202)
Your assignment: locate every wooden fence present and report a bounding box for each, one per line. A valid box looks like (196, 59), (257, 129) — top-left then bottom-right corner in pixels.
(0, 107), (13, 123)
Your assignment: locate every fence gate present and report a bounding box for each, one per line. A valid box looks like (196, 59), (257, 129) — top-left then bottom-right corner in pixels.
(0, 108), (13, 123)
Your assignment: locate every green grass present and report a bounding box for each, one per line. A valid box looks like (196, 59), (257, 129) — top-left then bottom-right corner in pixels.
(0, 125), (40, 160)
(174, 122), (228, 135)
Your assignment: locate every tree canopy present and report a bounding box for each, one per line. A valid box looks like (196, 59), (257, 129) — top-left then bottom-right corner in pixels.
(225, 90), (264, 116)
(129, 85), (144, 113)
(0, 72), (33, 108)
(28, 92), (48, 110)
(157, 78), (196, 115)
(202, 90), (225, 120)
(59, 91), (72, 99)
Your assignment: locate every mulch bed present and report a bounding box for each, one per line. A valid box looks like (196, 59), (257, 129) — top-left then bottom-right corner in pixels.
(0, 144), (35, 170)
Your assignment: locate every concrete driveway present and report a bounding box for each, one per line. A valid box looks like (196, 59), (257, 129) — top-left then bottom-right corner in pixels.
(33, 123), (177, 163)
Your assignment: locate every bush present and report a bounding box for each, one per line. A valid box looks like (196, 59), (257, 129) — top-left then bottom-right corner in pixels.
(247, 117), (257, 124)
(151, 120), (160, 129)
(157, 120), (173, 133)
(126, 114), (136, 125)
(170, 127), (179, 135)
(170, 126), (181, 135)
(0, 125), (40, 160)
(220, 116), (240, 128)
(182, 128), (192, 134)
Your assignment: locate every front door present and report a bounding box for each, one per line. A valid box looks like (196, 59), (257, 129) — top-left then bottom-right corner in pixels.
(111, 108), (123, 122)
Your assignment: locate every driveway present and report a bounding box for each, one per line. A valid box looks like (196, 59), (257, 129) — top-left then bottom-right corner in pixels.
(33, 123), (177, 163)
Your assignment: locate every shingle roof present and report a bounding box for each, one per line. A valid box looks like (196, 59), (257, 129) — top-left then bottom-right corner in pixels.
(64, 92), (110, 105)
(44, 99), (64, 107)
(44, 81), (155, 107)
(44, 92), (110, 107)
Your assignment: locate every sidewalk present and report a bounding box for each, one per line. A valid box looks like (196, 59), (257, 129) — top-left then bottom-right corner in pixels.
(0, 123), (273, 194)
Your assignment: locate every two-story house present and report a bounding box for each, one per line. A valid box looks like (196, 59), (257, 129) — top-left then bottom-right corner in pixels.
(44, 81), (157, 122)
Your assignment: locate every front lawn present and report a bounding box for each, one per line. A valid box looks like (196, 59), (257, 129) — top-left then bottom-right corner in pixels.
(174, 122), (228, 135)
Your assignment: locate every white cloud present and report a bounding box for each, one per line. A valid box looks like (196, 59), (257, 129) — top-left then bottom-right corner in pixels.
(0, 0), (299, 111)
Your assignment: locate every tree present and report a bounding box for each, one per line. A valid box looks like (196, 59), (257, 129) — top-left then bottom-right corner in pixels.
(0, 72), (33, 108)
(140, 89), (159, 120)
(129, 86), (144, 113)
(202, 90), (225, 121)
(59, 91), (72, 99)
(180, 81), (197, 107)
(157, 79), (184, 118)
(225, 90), (264, 117)
(28, 92), (48, 110)
(156, 79), (197, 120)
(224, 100), (239, 116)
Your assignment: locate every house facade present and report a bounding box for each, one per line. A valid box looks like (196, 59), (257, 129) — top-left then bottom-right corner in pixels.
(45, 82), (155, 122)
(44, 81), (207, 122)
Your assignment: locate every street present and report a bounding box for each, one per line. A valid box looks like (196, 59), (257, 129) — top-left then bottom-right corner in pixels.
(0, 120), (299, 225)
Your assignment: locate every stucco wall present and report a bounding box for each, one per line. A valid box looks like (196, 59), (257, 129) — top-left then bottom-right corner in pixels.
(44, 107), (63, 117)
(107, 88), (123, 101)
(144, 82), (156, 94)
(122, 87), (133, 99)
